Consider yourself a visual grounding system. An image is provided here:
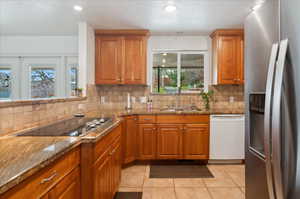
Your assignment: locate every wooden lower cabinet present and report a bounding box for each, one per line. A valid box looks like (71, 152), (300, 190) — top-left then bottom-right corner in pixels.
(123, 116), (137, 164)
(138, 124), (156, 159)
(81, 123), (122, 199)
(48, 167), (81, 199)
(1, 147), (81, 199)
(183, 124), (209, 159)
(157, 124), (183, 159)
(94, 151), (111, 199)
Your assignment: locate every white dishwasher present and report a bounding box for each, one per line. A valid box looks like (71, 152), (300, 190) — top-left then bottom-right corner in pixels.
(210, 114), (245, 160)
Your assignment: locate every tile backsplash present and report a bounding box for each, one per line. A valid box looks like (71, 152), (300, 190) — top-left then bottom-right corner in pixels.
(0, 85), (101, 136)
(98, 85), (244, 113)
(0, 84), (244, 136)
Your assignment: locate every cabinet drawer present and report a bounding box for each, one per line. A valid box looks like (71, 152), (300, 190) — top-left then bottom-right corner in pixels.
(138, 115), (156, 123)
(94, 124), (121, 163)
(157, 115), (209, 124)
(2, 147), (80, 199)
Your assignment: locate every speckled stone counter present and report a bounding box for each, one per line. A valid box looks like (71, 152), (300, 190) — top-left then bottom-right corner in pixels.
(99, 108), (244, 117)
(0, 136), (81, 194)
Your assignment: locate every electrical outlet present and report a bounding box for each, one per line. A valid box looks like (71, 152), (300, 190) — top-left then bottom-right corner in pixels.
(229, 96), (235, 103)
(100, 96), (106, 104)
(140, 96), (147, 103)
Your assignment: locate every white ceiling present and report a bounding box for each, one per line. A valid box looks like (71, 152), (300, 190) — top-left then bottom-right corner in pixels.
(0, 0), (257, 36)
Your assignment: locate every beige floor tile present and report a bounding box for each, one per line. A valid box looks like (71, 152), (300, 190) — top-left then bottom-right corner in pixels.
(223, 165), (245, 173)
(119, 172), (145, 188)
(122, 165), (148, 174)
(144, 165), (150, 178)
(227, 171), (245, 187)
(143, 178), (174, 188)
(118, 187), (143, 192)
(174, 178), (205, 188)
(208, 188), (245, 199)
(142, 188), (176, 199)
(203, 172), (237, 188)
(175, 188), (212, 199)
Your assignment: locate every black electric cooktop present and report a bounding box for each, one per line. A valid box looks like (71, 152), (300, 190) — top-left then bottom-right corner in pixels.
(17, 117), (112, 137)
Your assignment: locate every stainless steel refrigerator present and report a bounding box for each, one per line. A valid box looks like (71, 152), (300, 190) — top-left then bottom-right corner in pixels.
(245, 0), (300, 198)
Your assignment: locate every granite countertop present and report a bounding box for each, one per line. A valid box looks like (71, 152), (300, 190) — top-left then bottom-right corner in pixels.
(0, 109), (244, 195)
(0, 136), (81, 194)
(101, 108), (244, 117)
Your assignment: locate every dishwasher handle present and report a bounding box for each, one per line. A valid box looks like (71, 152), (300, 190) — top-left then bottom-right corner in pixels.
(211, 115), (245, 120)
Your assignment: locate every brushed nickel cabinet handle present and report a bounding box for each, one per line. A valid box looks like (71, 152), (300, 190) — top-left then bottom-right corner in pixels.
(143, 118), (152, 121)
(40, 171), (58, 184)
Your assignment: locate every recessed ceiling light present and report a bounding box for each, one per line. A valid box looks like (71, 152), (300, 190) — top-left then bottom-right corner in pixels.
(73, 5), (83, 12)
(165, 4), (177, 13)
(163, 53), (167, 56)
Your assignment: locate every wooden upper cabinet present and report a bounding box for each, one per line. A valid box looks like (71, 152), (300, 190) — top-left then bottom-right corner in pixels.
(210, 29), (244, 85)
(95, 29), (149, 85)
(157, 124), (183, 159)
(183, 124), (209, 159)
(95, 36), (123, 84)
(124, 36), (147, 84)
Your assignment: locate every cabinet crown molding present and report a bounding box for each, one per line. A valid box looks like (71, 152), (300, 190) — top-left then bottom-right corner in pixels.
(210, 29), (244, 38)
(95, 29), (150, 36)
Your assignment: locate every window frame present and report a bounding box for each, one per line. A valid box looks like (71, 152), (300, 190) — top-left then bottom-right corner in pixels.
(151, 50), (209, 94)
(0, 55), (79, 101)
(0, 57), (20, 100)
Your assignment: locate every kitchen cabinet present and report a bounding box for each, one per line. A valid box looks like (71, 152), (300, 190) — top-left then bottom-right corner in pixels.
(157, 124), (183, 159)
(1, 147), (81, 199)
(124, 36), (147, 84)
(48, 167), (81, 199)
(138, 124), (157, 160)
(95, 30), (149, 85)
(123, 116), (137, 164)
(81, 123), (122, 199)
(210, 29), (244, 85)
(183, 124), (209, 159)
(121, 114), (210, 163)
(95, 36), (123, 84)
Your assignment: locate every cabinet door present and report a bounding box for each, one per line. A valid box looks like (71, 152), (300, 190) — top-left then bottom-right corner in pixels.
(124, 36), (147, 84)
(218, 36), (239, 84)
(138, 124), (157, 159)
(123, 116), (137, 164)
(238, 37), (244, 84)
(111, 141), (122, 196)
(48, 167), (81, 199)
(183, 124), (209, 159)
(95, 36), (123, 84)
(94, 154), (111, 199)
(157, 125), (183, 159)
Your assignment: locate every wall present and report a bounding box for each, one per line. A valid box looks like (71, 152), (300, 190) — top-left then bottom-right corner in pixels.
(0, 23), (98, 136)
(98, 85), (244, 115)
(0, 36), (78, 55)
(0, 85), (101, 135)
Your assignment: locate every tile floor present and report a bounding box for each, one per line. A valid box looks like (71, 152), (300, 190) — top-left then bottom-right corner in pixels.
(118, 164), (245, 199)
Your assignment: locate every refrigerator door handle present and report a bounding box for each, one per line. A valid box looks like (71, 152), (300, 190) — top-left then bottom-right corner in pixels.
(264, 43), (279, 199)
(272, 39), (289, 199)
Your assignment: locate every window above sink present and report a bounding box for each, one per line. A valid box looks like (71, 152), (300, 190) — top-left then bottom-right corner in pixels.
(151, 51), (209, 94)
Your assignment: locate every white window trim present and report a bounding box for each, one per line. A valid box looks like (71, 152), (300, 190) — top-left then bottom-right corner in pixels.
(0, 55), (78, 101)
(150, 50), (209, 94)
